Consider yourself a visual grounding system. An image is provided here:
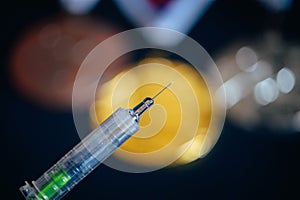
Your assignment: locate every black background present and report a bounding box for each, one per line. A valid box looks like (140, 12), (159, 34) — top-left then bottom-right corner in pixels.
(1, 0), (300, 199)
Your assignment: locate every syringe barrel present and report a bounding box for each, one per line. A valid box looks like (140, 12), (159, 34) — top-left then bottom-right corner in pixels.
(20, 108), (139, 200)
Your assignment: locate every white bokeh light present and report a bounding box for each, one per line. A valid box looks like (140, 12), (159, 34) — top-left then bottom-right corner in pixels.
(60, 0), (100, 14)
(223, 78), (243, 108)
(276, 67), (296, 94)
(254, 78), (279, 105)
(235, 46), (258, 72)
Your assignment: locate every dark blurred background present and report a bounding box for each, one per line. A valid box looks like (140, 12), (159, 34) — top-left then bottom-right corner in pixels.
(1, 0), (300, 199)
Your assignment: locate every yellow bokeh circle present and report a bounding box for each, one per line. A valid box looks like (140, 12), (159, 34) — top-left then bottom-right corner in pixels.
(92, 57), (212, 166)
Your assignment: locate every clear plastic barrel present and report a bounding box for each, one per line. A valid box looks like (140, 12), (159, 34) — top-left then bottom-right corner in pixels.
(20, 108), (139, 200)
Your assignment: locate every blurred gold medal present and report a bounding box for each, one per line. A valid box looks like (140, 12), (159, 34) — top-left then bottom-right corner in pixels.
(92, 57), (220, 167)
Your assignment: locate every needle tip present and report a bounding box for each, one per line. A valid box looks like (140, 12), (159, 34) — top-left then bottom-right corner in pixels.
(152, 81), (174, 99)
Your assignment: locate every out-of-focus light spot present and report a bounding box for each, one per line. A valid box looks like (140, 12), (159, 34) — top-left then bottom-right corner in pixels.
(235, 46), (258, 72)
(115, 0), (215, 47)
(223, 79), (242, 108)
(10, 16), (124, 110)
(292, 111), (300, 131)
(254, 78), (279, 105)
(94, 58), (217, 167)
(216, 31), (300, 132)
(60, 0), (100, 15)
(276, 67), (296, 94)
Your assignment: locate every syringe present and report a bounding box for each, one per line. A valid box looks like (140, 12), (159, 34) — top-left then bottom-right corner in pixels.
(20, 82), (173, 200)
